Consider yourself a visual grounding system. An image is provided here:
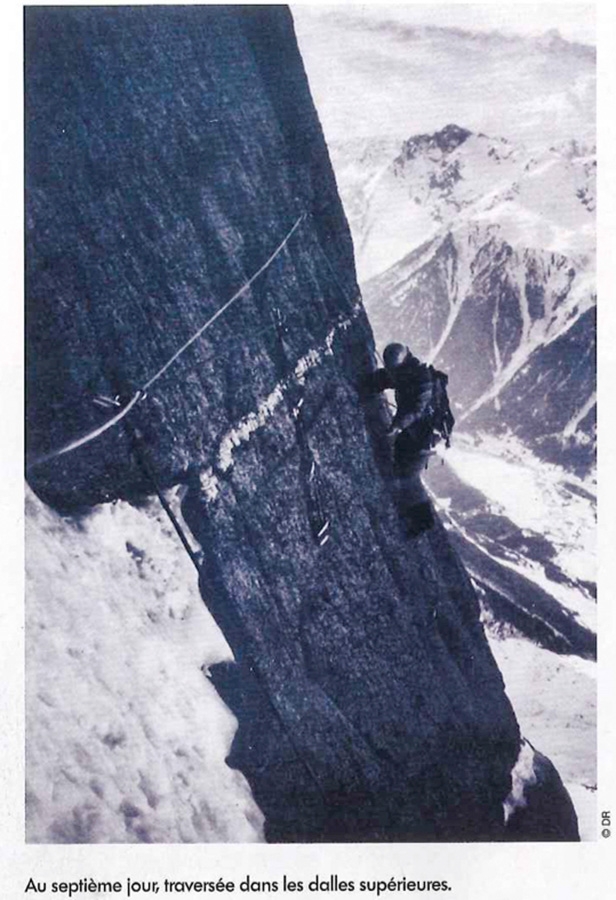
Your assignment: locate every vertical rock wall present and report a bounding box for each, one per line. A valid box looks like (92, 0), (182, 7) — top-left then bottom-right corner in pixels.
(25, 5), (520, 841)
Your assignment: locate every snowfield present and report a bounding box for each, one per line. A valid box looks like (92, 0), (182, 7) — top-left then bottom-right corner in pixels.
(25, 487), (263, 844)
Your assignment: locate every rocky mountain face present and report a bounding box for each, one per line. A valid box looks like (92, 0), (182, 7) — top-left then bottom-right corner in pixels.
(26, 7), (579, 843)
(350, 125), (596, 474)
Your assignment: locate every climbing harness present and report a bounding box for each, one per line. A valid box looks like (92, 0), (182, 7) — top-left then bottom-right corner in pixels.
(27, 213), (306, 472)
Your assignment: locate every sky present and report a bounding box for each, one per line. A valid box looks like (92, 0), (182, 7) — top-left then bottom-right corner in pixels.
(292, 4), (596, 145)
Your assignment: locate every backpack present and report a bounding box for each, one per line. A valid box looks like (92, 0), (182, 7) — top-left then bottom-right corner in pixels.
(427, 366), (455, 449)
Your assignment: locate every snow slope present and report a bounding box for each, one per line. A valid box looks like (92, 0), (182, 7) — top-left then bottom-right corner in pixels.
(25, 486), (263, 843)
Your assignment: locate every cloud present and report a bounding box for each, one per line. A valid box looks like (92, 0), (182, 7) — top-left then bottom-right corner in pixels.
(293, 5), (596, 47)
(292, 6), (596, 145)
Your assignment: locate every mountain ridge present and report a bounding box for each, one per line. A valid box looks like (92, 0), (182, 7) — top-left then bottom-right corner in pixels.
(347, 123), (595, 472)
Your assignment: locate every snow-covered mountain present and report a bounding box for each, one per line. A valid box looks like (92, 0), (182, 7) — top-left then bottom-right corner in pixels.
(333, 125), (595, 280)
(350, 125), (595, 473)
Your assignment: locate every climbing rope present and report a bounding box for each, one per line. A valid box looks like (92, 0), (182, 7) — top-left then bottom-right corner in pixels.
(27, 389), (145, 470)
(25, 212), (371, 800)
(141, 212), (306, 393)
(27, 212), (306, 471)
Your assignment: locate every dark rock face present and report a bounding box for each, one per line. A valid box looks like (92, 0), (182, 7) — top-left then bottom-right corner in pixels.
(26, 6), (522, 841)
(26, 4), (357, 507)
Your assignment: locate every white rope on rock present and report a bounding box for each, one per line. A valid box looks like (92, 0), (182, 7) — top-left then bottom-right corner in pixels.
(26, 389), (144, 470)
(142, 212), (306, 392)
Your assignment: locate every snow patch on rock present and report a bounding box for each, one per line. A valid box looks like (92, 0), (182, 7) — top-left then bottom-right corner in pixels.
(503, 739), (537, 822)
(217, 308), (360, 474)
(218, 385), (286, 473)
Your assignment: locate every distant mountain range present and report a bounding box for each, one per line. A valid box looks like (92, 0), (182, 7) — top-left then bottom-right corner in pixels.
(332, 125), (596, 473)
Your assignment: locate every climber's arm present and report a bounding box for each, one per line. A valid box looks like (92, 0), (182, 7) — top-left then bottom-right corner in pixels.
(359, 367), (393, 396)
(389, 369), (433, 433)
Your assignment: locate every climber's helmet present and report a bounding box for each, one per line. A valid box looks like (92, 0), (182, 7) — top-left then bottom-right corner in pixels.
(383, 342), (410, 372)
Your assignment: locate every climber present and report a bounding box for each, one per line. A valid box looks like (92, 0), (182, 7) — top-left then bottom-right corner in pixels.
(385, 343), (435, 474)
(363, 342), (453, 535)
(365, 343), (432, 474)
